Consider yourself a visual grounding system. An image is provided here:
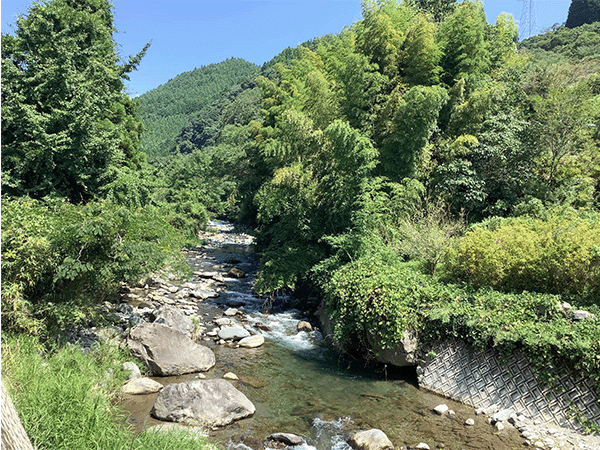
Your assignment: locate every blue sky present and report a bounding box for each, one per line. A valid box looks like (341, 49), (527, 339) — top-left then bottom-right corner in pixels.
(2, 0), (572, 97)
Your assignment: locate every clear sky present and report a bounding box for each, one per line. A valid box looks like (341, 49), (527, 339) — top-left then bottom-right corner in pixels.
(1, 0), (572, 97)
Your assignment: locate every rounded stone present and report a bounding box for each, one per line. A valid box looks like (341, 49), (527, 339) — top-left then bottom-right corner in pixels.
(434, 404), (449, 415)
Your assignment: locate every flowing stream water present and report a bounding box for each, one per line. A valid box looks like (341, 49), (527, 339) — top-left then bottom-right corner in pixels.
(120, 221), (525, 450)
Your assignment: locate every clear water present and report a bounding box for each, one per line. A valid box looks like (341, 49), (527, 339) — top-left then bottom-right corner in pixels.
(120, 222), (524, 450)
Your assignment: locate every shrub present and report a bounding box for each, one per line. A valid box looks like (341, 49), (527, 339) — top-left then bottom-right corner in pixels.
(443, 210), (600, 306)
(1, 197), (189, 336)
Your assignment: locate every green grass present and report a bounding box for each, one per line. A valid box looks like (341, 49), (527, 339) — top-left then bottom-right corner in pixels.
(1, 334), (216, 450)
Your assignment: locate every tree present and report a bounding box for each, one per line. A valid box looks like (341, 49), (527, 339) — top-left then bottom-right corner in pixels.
(414, 0), (456, 23)
(438, 1), (490, 86)
(399, 12), (443, 85)
(380, 85), (448, 181)
(566, 0), (600, 29)
(1, 0), (148, 202)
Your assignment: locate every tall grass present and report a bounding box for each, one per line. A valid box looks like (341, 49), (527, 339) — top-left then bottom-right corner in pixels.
(1, 335), (215, 450)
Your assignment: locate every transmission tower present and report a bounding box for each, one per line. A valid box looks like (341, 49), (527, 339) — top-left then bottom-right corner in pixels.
(519, 0), (538, 40)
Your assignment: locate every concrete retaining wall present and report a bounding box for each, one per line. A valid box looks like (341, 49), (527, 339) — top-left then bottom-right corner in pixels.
(417, 338), (600, 430)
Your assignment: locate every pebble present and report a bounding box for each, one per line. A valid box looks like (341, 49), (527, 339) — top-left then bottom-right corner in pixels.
(223, 372), (239, 380)
(434, 404), (449, 415)
(465, 418), (475, 426)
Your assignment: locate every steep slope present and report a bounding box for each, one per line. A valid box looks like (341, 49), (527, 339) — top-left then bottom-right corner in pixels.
(137, 58), (260, 159)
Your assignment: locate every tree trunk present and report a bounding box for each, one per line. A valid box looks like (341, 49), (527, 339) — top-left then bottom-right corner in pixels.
(1, 379), (34, 450)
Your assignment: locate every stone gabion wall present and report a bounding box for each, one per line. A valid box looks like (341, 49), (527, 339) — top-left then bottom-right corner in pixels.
(417, 338), (600, 429)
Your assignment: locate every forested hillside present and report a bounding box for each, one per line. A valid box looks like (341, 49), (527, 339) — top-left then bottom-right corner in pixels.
(2, 0), (600, 432)
(137, 58), (260, 159)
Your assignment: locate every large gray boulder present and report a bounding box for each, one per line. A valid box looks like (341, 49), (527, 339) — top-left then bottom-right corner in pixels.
(349, 429), (394, 450)
(127, 323), (215, 376)
(151, 379), (255, 427)
(367, 329), (418, 367)
(153, 305), (194, 337)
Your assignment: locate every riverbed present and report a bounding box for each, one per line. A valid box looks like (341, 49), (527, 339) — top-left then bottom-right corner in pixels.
(120, 221), (525, 450)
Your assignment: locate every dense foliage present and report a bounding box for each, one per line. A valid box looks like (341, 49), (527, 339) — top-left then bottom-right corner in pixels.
(323, 253), (600, 398)
(2, 0), (600, 422)
(242, 0), (599, 296)
(1, 196), (189, 336)
(566, 0), (600, 28)
(1, 0), (148, 202)
(521, 21), (600, 62)
(137, 58), (261, 159)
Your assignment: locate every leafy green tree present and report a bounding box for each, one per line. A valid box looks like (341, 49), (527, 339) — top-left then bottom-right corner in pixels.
(1, 0), (148, 202)
(357, 2), (406, 79)
(380, 85), (448, 181)
(530, 77), (599, 205)
(414, 0), (456, 23)
(399, 12), (443, 85)
(566, 0), (600, 28)
(438, 1), (490, 86)
(488, 13), (519, 70)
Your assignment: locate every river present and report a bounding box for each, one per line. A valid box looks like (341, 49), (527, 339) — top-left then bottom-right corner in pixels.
(120, 221), (524, 450)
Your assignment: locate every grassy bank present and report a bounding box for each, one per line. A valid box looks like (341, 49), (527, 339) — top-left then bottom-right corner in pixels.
(1, 334), (215, 450)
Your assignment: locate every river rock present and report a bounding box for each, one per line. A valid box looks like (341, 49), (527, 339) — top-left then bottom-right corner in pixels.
(127, 323), (215, 376)
(239, 376), (269, 388)
(492, 408), (514, 424)
(195, 271), (220, 279)
(476, 404), (499, 416)
(190, 289), (219, 300)
(297, 321), (313, 332)
(153, 305), (194, 337)
(349, 429), (394, 450)
(367, 328), (418, 366)
(218, 326), (251, 341)
(223, 372), (239, 380)
(266, 433), (305, 446)
(224, 308), (240, 316)
(254, 323), (272, 332)
(411, 444), (430, 450)
(434, 404), (449, 415)
(573, 309), (594, 321)
(122, 361), (141, 380)
(121, 377), (164, 395)
(214, 317), (232, 326)
(151, 379), (255, 427)
(238, 334), (265, 348)
(227, 267), (246, 278)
